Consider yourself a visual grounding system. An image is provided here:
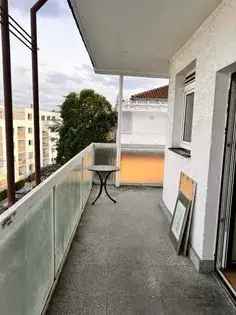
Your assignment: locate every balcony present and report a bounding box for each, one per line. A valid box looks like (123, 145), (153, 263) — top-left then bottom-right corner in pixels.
(46, 184), (234, 314)
(0, 143), (233, 315)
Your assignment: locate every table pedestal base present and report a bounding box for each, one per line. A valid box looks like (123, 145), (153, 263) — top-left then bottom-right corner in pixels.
(92, 171), (117, 205)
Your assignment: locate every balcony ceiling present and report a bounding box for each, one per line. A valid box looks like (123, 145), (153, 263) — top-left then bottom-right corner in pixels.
(68, 0), (221, 78)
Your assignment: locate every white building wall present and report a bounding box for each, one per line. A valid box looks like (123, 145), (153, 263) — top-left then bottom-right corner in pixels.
(121, 108), (168, 146)
(40, 110), (60, 167)
(163, 0), (236, 266)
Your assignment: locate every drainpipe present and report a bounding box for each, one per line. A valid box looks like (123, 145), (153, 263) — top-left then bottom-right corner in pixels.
(1, 0), (16, 206)
(116, 75), (124, 187)
(31, 0), (48, 185)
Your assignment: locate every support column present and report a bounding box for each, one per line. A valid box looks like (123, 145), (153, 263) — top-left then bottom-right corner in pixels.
(116, 75), (124, 187)
(1, 0), (16, 206)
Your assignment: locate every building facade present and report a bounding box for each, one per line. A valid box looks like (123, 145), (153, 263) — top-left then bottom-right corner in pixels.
(0, 107), (60, 189)
(162, 0), (236, 271)
(121, 86), (168, 146)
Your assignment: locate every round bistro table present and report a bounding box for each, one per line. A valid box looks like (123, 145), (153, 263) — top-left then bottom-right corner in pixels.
(88, 165), (120, 205)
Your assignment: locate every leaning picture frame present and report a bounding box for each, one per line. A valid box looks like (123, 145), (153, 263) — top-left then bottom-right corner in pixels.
(169, 191), (192, 255)
(179, 172), (197, 256)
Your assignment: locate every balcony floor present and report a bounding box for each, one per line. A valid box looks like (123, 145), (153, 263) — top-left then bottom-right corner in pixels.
(47, 186), (234, 314)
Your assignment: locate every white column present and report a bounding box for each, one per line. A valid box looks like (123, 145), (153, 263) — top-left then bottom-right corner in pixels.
(116, 75), (124, 187)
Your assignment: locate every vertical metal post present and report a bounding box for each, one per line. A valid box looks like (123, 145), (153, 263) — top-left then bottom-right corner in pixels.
(31, 10), (41, 185)
(1, 0), (16, 206)
(116, 75), (123, 187)
(31, 0), (48, 185)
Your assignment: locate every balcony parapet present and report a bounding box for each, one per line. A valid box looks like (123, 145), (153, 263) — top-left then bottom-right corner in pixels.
(0, 143), (94, 314)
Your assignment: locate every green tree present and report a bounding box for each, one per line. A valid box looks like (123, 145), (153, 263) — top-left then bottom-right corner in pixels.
(56, 89), (117, 165)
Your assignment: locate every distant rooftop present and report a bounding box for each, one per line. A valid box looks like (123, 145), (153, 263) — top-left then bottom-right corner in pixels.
(130, 85), (169, 100)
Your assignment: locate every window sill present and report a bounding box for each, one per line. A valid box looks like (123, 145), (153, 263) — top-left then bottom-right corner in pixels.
(168, 147), (191, 158)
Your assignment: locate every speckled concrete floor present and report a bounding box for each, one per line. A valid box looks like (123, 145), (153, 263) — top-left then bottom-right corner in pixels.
(47, 186), (235, 315)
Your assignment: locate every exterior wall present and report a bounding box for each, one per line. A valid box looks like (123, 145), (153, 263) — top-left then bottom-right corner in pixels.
(120, 148), (165, 186)
(122, 111), (168, 145)
(121, 101), (168, 146)
(163, 0), (236, 267)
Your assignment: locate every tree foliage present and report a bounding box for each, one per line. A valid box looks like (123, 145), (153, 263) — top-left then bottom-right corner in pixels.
(56, 89), (117, 165)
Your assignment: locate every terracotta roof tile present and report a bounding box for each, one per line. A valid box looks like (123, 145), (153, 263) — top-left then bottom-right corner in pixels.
(131, 85), (168, 100)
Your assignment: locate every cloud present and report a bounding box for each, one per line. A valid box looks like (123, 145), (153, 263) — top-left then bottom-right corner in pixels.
(76, 64), (118, 88)
(124, 76), (167, 91)
(0, 62), (168, 111)
(9, 0), (67, 18)
(46, 71), (83, 86)
(0, 1), (168, 111)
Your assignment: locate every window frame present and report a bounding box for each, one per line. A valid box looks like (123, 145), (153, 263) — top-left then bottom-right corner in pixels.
(181, 80), (195, 149)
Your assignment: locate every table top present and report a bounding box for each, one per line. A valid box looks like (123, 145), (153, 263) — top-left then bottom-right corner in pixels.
(88, 165), (120, 172)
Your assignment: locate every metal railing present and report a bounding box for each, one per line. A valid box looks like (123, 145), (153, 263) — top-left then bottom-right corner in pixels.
(0, 143), (94, 315)
(122, 99), (168, 112)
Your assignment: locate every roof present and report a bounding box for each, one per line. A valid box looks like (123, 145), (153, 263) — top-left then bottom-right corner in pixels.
(130, 85), (168, 100)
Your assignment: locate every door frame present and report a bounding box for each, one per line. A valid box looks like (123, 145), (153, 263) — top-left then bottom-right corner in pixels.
(215, 72), (236, 298)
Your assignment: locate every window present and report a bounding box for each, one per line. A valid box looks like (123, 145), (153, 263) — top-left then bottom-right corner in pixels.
(47, 116), (50, 121)
(19, 166), (26, 176)
(41, 115), (45, 121)
(182, 72), (195, 145)
(18, 153), (25, 162)
(28, 128), (33, 134)
(28, 113), (32, 120)
(183, 92), (194, 142)
(17, 127), (25, 137)
(28, 140), (32, 146)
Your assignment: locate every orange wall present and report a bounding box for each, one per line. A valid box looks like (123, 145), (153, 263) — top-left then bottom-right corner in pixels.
(120, 153), (165, 185)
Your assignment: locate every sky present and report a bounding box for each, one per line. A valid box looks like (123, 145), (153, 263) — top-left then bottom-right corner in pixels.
(0, 0), (168, 111)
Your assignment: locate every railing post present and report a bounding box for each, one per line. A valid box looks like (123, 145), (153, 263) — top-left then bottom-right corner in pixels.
(1, 0), (16, 206)
(81, 156), (84, 209)
(31, 0), (48, 185)
(116, 75), (123, 187)
(52, 185), (56, 279)
(31, 10), (41, 185)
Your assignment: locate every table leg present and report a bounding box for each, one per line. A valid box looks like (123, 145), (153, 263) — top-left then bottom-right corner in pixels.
(92, 171), (103, 205)
(104, 171), (117, 203)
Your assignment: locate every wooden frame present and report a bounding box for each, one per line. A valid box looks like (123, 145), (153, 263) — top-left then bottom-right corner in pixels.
(169, 172), (197, 255)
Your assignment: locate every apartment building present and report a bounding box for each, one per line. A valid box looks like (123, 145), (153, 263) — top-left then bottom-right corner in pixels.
(39, 109), (60, 168)
(0, 106), (60, 189)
